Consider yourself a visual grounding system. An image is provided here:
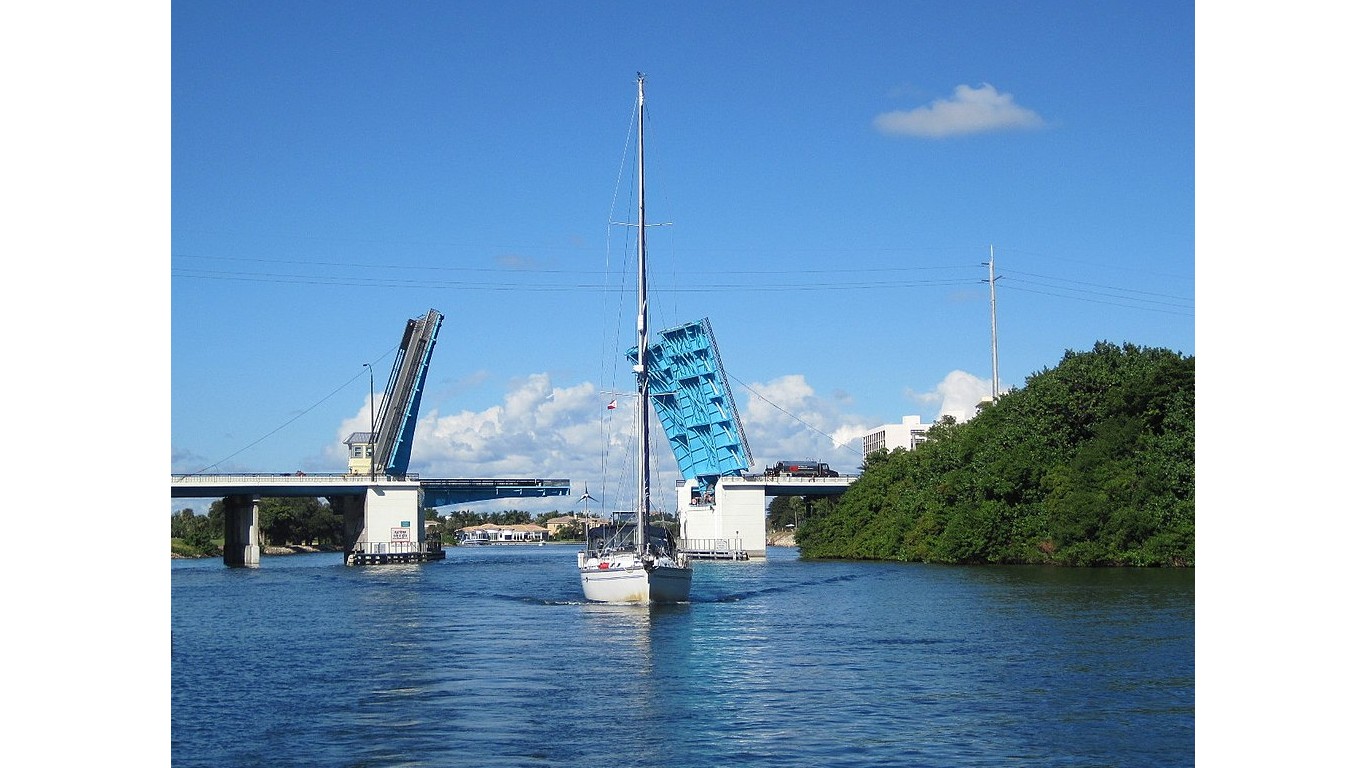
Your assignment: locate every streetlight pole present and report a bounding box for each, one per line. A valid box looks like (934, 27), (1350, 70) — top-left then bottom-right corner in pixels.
(363, 363), (375, 481)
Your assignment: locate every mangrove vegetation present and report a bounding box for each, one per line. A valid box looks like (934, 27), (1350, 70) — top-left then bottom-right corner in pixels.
(797, 341), (1194, 566)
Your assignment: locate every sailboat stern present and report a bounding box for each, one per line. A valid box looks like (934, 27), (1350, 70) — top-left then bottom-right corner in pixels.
(578, 551), (692, 604)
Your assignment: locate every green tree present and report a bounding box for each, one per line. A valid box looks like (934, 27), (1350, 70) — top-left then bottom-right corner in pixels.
(258, 497), (329, 546)
(171, 508), (196, 540)
(302, 500), (343, 545)
(171, 508), (219, 557)
(767, 497), (798, 531)
(799, 342), (1194, 566)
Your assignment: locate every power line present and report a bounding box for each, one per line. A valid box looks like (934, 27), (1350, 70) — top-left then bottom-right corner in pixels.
(732, 378), (864, 458)
(170, 268), (982, 293)
(172, 253), (1193, 311)
(1008, 269), (1194, 303)
(175, 252), (981, 276)
(183, 348), (396, 475)
(1001, 283), (1194, 316)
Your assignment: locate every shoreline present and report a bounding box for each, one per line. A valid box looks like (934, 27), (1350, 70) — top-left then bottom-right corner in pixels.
(766, 532), (796, 547)
(175, 538), (799, 558)
(172, 543), (344, 559)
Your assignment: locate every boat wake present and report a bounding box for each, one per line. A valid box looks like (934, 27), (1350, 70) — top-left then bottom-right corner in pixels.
(705, 572), (867, 603)
(489, 570), (868, 606)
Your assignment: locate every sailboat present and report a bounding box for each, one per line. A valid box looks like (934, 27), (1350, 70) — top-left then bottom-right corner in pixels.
(577, 74), (693, 604)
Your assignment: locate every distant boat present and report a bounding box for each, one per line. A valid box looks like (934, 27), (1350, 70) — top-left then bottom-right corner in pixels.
(577, 74), (692, 604)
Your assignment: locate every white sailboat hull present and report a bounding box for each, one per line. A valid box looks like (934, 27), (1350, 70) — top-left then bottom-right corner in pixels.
(578, 552), (692, 604)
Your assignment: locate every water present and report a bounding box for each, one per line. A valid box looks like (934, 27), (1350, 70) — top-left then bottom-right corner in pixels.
(172, 546), (1193, 767)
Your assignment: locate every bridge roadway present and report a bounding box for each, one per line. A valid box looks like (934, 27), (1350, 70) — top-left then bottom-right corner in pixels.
(171, 473), (571, 505)
(737, 473), (858, 495)
(172, 473), (570, 567)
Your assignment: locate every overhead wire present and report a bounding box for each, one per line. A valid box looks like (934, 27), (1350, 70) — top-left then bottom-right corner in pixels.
(731, 377), (865, 459)
(171, 266), (984, 292)
(174, 264), (1191, 315)
(182, 346), (398, 475)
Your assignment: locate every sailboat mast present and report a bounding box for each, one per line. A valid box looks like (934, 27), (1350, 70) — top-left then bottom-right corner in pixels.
(634, 73), (650, 553)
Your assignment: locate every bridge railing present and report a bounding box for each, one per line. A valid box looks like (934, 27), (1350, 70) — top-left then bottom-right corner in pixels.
(350, 538), (446, 556)
(679, 537), (748, 560)
(418, 478), (571, 488)
(171, 472), (421, 484)
(741, 474), (852, 482)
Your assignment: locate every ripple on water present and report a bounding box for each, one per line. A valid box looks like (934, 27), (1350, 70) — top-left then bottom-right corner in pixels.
(173, 546), (1193, 767)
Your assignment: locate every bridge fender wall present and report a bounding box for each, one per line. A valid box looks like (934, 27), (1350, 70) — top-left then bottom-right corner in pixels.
(679, 479), (768, 559)
(716, 480), (768, 558)
(222, 494), (260, 568)
(360, 486), (424, 550)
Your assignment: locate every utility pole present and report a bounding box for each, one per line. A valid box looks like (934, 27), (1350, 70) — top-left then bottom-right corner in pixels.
(982, 245), (1000, 400)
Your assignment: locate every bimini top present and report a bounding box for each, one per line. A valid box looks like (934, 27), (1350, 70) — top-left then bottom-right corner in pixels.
(585, 522), (680, 557)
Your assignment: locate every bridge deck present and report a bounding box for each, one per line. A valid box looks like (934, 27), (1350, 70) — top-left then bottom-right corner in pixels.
(681, 474), (858, 497)
(172, 473), (570, 503)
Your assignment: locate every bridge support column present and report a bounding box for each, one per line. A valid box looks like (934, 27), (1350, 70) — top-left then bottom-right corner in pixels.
(330, 494), (367, 565)
(222, 494), (260, 568)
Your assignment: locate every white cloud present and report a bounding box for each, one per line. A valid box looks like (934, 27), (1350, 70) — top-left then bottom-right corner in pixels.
(873, 83), (1044, 139)
(413, 375), (603, 474)
(907, 370), (995, 423)
(307, 367), (1000, 518)
(739, 374), (869, 474)
(397, 375), (645, 515)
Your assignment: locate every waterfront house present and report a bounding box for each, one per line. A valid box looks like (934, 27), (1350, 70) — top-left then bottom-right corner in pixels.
(456, 523), (549, 544)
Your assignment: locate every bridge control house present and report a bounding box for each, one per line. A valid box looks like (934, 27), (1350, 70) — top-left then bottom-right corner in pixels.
(345, 431), (376, 476)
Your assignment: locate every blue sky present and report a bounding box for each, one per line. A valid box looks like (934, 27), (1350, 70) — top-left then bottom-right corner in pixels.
(167, 1), (1195, 515)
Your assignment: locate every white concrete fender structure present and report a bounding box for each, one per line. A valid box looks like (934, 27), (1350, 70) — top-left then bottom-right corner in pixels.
(346, 481), (428, 563)
(677, 474), (859, 560)
(678, 477), (768, 559)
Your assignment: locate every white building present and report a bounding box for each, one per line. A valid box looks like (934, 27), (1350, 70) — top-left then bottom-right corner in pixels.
(862, 415), (931, 456)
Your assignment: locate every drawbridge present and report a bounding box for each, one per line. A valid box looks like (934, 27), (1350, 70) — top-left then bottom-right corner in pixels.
(356, 309), (569, 506)
(370, 309), (443, 478)
(631, 317), (853, 559)
(172, 308), (569, 566)
(631, 317), (753, 500)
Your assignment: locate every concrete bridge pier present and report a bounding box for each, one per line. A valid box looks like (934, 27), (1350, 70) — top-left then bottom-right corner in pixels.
(329, 494), (367, 565)
(222, 494), (260, 568)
